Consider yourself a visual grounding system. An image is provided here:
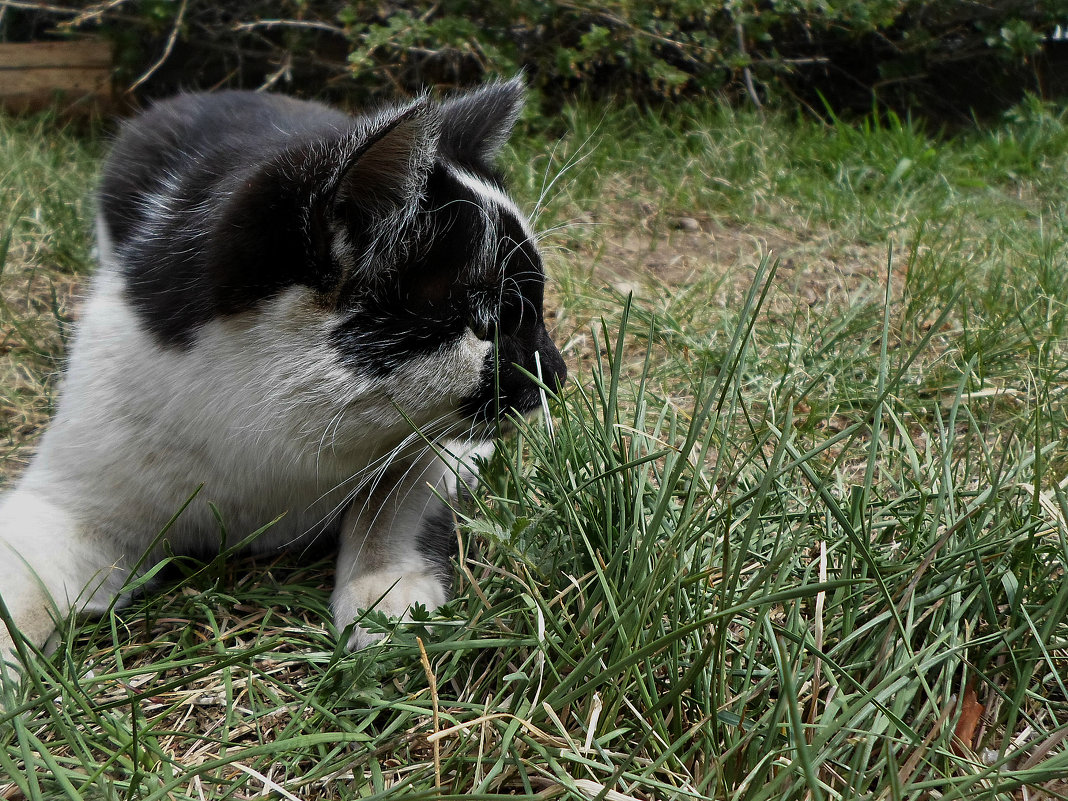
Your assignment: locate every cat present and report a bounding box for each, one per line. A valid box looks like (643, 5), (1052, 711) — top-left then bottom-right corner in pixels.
(0, 77), (566, 664)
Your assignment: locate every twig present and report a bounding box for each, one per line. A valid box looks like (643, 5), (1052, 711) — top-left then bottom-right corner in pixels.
(257, 52), (292, 92)
(65, 0), (129, 28)
(231, 763), (303, 801)
(0, 0), (82, 14)
(426, 712), (564, 746)
(735, 21), (762, 109)
(750, 56), (831, 65)
(233, 19), (346, 36)
(1020, 726), (1068, 771)
(126, 0), (187, 95)
(416, 637), (441, 789)
(555, 0), (709, 61)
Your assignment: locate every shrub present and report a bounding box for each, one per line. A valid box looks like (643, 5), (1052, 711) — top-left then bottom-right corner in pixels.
(2, 1), (1065, 116)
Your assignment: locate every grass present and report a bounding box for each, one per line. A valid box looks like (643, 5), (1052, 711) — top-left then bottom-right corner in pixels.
(1, 94), (1067, 799)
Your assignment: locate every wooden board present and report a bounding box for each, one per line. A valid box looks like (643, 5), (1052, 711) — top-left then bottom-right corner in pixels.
(0, 39), (113, 113)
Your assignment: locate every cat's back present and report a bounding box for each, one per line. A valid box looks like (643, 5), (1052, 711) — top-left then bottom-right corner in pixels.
(107, 90), (352, 169)
(112, 91), (351, 161)
(98, 91), (353, 246)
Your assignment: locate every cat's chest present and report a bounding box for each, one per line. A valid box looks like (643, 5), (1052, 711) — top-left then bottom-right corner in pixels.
(177, 465), (356, 550)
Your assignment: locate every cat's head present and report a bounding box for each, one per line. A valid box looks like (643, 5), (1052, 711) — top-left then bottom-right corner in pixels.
(221, 78), (566, 442)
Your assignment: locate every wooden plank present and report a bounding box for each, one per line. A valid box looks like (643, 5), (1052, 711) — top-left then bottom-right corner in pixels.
(0, 67), (110, 96)
(0, 40), (112, 70)
(0, 39), (112, 113)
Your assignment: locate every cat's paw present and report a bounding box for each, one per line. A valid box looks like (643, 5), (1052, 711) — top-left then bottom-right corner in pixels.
(331, 569), (447, 650)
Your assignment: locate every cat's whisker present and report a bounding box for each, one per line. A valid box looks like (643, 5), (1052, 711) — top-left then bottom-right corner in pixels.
(337, 422), (476, 581)
(308, 430), (422, 518)
(342, 445), (442, 582)
(291, 443), (410, 549)
(300, 409), (466, 543)
(426, 197), (491, 216)
(531, 135), (572, 224)
(314, 405), (350, 478)
(308, 420), (450, 563)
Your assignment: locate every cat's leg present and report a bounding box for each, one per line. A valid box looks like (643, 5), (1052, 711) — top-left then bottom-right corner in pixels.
(0, 488), (129, 667)
(331, 440), (491, 649)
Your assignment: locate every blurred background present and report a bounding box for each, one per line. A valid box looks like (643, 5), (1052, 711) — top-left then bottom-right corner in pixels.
(1, 0), (1065, 121)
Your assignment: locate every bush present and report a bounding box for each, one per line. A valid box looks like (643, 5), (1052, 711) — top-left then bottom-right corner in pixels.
(2, 0), (1066, 116)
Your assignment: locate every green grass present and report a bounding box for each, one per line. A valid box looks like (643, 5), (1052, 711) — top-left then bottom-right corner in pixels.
(1, 95), (1066, 799)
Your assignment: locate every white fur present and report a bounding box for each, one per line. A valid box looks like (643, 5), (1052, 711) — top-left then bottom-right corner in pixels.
(0, 235), (494, 664)
(448, 165), (536, 246)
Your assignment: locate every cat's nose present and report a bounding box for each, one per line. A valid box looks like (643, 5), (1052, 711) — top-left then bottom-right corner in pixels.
(548, 352), (567, 390)
(535, 329), (567, 392)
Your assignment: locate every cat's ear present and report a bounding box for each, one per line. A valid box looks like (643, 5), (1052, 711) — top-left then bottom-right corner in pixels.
(437, 76), (525, 167)
(333, 99), (440, 220)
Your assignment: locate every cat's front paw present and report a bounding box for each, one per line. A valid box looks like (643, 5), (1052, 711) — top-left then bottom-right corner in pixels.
(331, 569), (447, 650)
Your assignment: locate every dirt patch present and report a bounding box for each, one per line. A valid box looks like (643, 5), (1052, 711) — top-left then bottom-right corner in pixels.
(577, 212), (895, 313)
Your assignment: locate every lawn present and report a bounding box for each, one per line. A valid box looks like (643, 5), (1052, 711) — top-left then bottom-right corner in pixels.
(0, 95), (1066, 799)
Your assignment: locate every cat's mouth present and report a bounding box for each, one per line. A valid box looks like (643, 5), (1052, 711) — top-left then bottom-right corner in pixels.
(462, 334), (568, 432)
(462, 379), (563, 440)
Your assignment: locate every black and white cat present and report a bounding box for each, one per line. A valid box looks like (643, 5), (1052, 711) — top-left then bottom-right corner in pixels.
(0, 77), (566, 661)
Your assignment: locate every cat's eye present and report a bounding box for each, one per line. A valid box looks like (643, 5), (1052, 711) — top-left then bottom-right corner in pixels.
(468, 316), (494, 341)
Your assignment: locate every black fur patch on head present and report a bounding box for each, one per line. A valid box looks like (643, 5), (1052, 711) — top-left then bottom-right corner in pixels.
(100, 92), (354, 345)
(329, 158), (567, 429)
(461, 204), (567, 424)
(101, 91), (443, 347)
(101, 84), (527, 348)
(331, 163), (499, 374)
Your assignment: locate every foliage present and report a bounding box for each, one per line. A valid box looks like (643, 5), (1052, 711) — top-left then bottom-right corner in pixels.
(1, 0), (1066, 113)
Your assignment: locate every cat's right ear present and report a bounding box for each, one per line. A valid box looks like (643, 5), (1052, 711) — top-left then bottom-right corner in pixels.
(333, 100), (440, 223)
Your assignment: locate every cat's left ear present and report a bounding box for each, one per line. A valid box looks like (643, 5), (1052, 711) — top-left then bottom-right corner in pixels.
(437, 76), (525, 168)
(333, 99), (440, 221)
